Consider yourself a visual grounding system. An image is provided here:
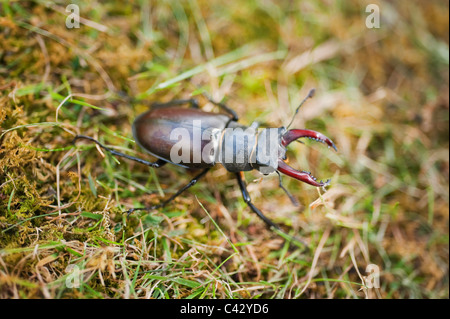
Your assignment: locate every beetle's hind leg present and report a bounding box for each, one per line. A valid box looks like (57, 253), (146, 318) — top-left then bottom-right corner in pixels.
(72, 135), (210, 216)
(235, 172), (309, 248)
(72, 135), (167, 168)
(127, 168), (210, 216)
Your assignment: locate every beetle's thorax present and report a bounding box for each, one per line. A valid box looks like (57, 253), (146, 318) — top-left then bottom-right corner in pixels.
(218, 122), (286, 174)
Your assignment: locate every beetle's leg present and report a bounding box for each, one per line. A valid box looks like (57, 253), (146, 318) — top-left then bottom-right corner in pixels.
(127, 168), (210, 215)
(276, 171), (299, 207)
(235, 172), (309, 248)
(152, 94), (239, 121)
(236, 172), (279, 229)
(151, 99), (200, 109)
(201, 92), (239, 121)
(72, 135), (167, 168)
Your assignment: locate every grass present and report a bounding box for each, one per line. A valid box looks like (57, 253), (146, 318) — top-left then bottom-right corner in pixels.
(0, 0), (448, 299)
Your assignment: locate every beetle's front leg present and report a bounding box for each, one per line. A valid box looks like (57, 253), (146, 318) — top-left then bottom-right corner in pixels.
(151, 99), (200, 109)
(235, 172), (308, 248)
(201, 92), (239, 121)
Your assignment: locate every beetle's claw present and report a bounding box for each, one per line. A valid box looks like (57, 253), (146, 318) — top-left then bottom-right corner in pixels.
(126, 208), (135, 217)
(282, 129), (337, 152)
(278, 160), (331, 187)
(126, 207), (147, 217)
(278, 129), (336, 188)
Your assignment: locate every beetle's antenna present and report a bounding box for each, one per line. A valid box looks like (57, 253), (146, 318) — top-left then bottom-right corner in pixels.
(285, 88), (315, 130)
(276, 171), (299, 206)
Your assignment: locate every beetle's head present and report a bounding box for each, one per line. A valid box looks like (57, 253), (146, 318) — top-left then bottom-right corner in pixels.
(277, 128), (337, 187)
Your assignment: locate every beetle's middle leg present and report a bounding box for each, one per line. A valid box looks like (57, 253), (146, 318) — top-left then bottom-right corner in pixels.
(127, 168), (210, 215)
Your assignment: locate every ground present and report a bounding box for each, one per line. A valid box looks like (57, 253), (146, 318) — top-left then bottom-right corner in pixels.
(0, 0), (448, 298)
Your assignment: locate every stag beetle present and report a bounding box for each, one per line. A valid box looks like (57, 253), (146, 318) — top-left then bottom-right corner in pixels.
(73, 89), (337, 244)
